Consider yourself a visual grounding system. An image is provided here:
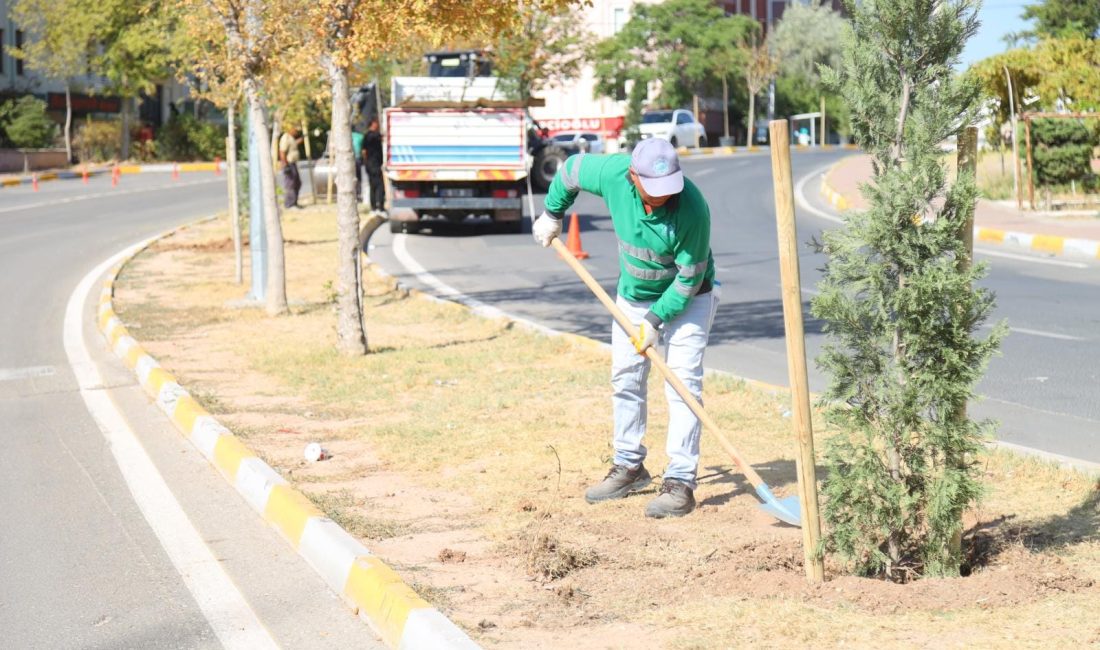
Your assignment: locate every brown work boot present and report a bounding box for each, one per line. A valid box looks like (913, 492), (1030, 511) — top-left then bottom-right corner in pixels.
(644, 479), (696, 518)
(584, 464), (652, 503)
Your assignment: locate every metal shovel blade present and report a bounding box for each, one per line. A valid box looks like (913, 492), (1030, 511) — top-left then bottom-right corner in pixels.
(755, 485), (802, 527)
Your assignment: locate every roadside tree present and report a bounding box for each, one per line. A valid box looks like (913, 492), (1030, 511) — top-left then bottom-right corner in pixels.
(812, 0), (1005, 579)
(739, 31), (777, 146)
(771, 0), (849, 142)
(491, 2), (593, 107)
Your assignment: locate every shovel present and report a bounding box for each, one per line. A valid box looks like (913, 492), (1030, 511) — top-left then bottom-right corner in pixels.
(550, 237), (802, 527)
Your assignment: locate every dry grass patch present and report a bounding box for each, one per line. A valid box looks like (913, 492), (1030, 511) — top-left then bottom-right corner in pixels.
(112, 208), (1100, 648)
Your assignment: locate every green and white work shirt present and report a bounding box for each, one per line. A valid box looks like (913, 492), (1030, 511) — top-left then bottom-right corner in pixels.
(544, 153), (715, 327)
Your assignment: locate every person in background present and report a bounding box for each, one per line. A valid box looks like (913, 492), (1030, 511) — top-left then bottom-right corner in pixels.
(362, 117), (385, 215)
(278, 126), (304, 209)
(532, 138), (718, 519)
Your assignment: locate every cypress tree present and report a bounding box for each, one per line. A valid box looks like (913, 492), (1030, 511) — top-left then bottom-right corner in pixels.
(813, 0), (1006, 579)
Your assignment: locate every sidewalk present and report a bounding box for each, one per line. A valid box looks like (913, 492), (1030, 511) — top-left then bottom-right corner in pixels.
(1, 161), (225, 189)
(822, 154), (1100, 259)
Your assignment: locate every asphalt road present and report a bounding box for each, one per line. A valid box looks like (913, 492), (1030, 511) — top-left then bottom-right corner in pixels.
(366, 149), (1100, 466)
(0, 173), (382, 648)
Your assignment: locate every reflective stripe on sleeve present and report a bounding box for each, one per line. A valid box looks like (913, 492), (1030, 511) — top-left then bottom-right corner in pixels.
(562, 153), (585, 192)
(618, 240), (675, 265)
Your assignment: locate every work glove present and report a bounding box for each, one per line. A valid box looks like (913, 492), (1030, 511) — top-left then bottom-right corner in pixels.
(630, 320), (659, 354)
(532, 211), (562, 247)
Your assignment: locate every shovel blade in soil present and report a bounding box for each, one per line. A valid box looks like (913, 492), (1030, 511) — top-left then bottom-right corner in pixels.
(759, 494), (802, 527)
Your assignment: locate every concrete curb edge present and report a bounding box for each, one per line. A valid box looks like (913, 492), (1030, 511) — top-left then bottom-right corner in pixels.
(1, 163), (225, 189)
(97, 225), (480, 650)
(820, 157), (1100, 260)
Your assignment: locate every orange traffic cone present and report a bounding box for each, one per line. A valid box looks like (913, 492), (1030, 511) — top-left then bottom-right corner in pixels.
(172, 163), (180, 181)
(32, 174), (39, 191)
(111, 165), (119, 187)
(214, 156), (221, 175)
(82, 166), (89, 184)
(564, 212), (589, 259)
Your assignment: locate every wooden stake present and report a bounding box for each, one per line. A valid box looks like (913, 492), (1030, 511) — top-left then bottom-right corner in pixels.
(949, 125), (978, 569)
(767, 119), (824, 583)
(301, 119), (316, 204)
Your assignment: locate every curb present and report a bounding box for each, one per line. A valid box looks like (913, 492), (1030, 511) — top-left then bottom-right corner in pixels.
(675, 143), (858, 158)
(96, 232), (479, 650)
(820, 158), (1100, 260)
(1, 162), (225, 189)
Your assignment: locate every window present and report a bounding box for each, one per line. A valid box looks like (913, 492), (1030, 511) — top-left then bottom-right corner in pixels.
(676, 112), (692, 124)
(613, 7), (628, 34)
(15, 30), (24, 75)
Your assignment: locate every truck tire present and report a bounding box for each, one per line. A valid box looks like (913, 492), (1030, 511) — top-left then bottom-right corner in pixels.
(532, 144), (567, 193)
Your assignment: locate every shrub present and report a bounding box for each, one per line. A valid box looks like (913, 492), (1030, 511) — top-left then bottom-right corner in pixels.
(1031, 118), (1096, 186)
(155, 112), (226, 161)
(74, 121), (121, 162)
(0, 95), (58, 148)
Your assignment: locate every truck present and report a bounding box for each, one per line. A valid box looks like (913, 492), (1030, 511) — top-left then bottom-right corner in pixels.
(384, 51), (566, 234)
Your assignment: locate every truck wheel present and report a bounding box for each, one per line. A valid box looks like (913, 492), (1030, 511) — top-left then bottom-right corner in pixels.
(532, 145), (567, 193)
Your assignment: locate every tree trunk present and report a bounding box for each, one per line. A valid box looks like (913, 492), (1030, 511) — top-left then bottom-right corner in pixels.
(722, 78), (729, 139)
(227, 103), (243, 285)
(244, 79), (288, 315)
(325, 57), (368, 355)
(747, 92), (756, 148)
(64, 84), (73, 163)
(120, 96), (132, 161)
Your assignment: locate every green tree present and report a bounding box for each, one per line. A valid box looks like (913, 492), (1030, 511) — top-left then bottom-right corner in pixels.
(812, 0), (1005, 579)
(1022, 0), (1100, 40)
(771, 0), (849, 142)
(740, 31), (776, 146)
(591, 0), (755, 111)
(0, 95), (58, 148)
(9, 0), (99, 161)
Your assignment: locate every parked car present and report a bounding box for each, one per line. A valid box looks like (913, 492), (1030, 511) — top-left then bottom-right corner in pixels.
(638, 109), (707, 148)
(549, 131), (606, 155)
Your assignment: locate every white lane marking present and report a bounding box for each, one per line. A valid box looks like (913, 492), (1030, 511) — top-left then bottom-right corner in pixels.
(0, 178), (220, 215)
(983, 324), (1086, 341)
(694, 168), (715, 177)
(793, 166), (1093, 269)
(391, 234), (561, 337)
(64, 243), (278, 650)
(0, 365), (55, 382)
(974, 248), (1088, 269)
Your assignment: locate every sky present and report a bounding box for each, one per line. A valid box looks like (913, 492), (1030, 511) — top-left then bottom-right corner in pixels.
(958, 0), (1036, 68)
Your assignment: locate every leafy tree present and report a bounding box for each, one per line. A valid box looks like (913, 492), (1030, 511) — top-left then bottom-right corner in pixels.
(812, 0), (1005, 579)
(491, 2), (593, 105)
(966, 48), (1042, 128)
(1022, 0), (1100, 40)
(771, 0), (849, 141)
(1031, 118), (1097, 185)
(298, 0), (566, 356)
(9, 0), (99, 161)
(0, 95), (58, 148)
(591, 0), (755, 111)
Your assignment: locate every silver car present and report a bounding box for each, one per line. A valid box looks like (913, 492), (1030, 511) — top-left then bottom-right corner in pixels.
(549, 131), (606, 155)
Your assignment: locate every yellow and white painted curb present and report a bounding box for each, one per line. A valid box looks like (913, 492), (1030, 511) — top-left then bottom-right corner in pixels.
(820, 160), (1100, 261)
(97, 241), (479, 649)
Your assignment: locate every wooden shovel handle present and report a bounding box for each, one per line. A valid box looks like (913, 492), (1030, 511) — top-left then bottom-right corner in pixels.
(550, 237), (766, 490)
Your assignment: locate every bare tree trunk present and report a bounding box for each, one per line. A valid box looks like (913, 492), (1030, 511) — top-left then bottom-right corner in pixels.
(227, 103), (243, 284)
(64, 84), (73, 163)
(120, 96), (132, 161)
(325, 57), (368, 355)
(747, 92), (756, 148)
(244, 79), (288, 315)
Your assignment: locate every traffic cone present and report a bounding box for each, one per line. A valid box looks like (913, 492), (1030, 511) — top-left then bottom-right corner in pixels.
(563, 212), (589, 260)
(32, 174), (39, 191)
(172, 163), (179, 181)
(214, 156), (221, 175)
(82, 166), (89, 184)
(111, 165), (119, 187)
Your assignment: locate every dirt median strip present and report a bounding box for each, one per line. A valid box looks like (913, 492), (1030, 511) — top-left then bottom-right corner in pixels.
(107, 208), (1100, 648)
(96, 222), (479, 650)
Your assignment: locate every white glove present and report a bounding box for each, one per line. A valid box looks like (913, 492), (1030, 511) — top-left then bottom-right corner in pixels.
(630, 321), (659, 354)
(532, 211), (562, 247)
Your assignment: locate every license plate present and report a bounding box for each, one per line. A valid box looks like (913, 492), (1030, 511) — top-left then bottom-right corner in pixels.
(439, 188), (475, 198)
